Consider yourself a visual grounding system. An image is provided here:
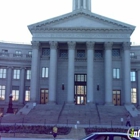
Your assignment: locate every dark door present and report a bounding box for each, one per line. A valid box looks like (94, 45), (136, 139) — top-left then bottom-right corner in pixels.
(113, 90), (121, 105)
(40, 89), (49, 104)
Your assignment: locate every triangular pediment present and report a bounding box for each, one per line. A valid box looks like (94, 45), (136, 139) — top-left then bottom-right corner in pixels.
(28, 10), (135, 33)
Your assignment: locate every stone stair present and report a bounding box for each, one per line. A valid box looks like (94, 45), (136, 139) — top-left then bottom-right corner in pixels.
(97, 105), (128, 126)
(58, 104), (99, 125)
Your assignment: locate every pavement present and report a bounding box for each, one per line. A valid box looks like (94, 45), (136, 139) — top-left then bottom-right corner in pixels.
(1, 138), (75, 140)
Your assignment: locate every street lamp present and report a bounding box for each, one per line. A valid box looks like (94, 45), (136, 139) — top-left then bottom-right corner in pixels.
(7, 94), (14, 113)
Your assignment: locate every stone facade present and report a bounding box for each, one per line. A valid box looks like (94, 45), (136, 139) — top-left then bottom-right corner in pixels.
(0, 0), (140, 113)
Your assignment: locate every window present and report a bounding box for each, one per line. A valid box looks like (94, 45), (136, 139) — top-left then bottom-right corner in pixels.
(25, 87), (30, 101)
(2, 49), (8, 53)
(113, 68), (120, 79)
(131, 71), (136, 81)
(14, 50), (22, 57)
(112, 49), (120, 57)
(59, 50), (68, 58)
(77, 50), (85, 58)
(131, 88), (137, 103)
(13, 69), (20, 79)
(75, 74), (86, 82)
(26, 70), (31, 80)
(42, 48), (50, 56)
(95, 50), (103, 59)
(42, 67), (48, 78)
(1, 49), (8, 56)
(0, 85), (5, 100)
(130, 52), (137, 59)
(0, 68), (6, 78)
(26, 51), (32, 58)
(12, 88), (19, 101)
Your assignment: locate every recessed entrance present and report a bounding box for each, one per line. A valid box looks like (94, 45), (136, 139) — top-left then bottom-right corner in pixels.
(112, 90), (121, 105)
(40, 89), (49, 104)
(74, 74), (87, 105)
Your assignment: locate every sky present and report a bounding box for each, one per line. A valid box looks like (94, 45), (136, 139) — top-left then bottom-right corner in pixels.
(0, 0), (140, 45)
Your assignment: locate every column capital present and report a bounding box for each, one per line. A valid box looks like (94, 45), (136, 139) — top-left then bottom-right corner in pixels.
(104, 42), (113, 50)
(31, 41), (40, 49)
(123, 42), (131, 50)
(49, 41), (58, 49)
(68, 41), (76, 49)
(86, 42), (95, 49)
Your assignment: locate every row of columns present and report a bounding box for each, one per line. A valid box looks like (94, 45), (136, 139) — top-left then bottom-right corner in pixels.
(30, 41), (132, 105)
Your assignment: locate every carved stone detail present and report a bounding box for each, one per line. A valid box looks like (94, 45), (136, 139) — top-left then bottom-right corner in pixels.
(68, 41), (76, 50)
(49, 41), (58, 49)
(104, 42), (113, 50)
(31, 41), (40, 49)
(123, 42), (131, 50)
(86, 42), (95, 50)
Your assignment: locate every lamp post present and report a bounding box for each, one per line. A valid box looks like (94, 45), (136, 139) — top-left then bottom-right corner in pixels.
(7, 94), (14, 113)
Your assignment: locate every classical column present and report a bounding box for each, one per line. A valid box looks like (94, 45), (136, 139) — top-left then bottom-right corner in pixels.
(19, 68), (25, 104)
(123, 42), (131, 104)
(67, 42), (76, 104)
(83, 0), (86, 9)
(87, 42), (95, 103)
(137, 70), (140, 106)
(104, 42), (113, 105)
(6, 67), (12, 102)
(30, 41), (40, 102)
(73, 0), (76, 10)
(78, 0), (81, 9)
(49, 41), (58, 103)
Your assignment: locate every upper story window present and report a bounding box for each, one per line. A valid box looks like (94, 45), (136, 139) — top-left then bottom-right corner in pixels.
(0, 49), (9, 56)
(130, 52), (137, 59)
(26, 69), (31, 80)
(0, 68), (6, 78)
(13, 69), (20, 79)
(95, 50), (103, 59)
(26, 51), (32, 58)
(59, 50), (68, 58)
(42, 48), (50, 56)
(113, 68), (120, 79)
(130, 71), (136, 81)
(42, 67), (48, 78)
(75, 74), (87, 82)
(112, 49), (120, 57)
(77, 50), (85, 58)
(14, 50), (22, 57)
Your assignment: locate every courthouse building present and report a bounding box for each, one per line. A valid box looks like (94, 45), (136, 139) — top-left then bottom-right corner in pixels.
(0, 0), (140, 113)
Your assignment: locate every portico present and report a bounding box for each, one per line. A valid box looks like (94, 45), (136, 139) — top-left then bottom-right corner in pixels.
(28, 0), (135, 105)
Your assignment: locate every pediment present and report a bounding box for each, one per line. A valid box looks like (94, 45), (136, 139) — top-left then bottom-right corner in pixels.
(28, 10), (135, 33)
(49, 16), (116, 28)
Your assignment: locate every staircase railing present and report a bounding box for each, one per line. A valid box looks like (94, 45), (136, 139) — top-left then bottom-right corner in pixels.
(57, 101), (65, 124)
(95, 103), (101, 124)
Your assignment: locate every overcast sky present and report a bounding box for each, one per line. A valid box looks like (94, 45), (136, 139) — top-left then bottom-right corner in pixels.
(0, 0), (139, 45)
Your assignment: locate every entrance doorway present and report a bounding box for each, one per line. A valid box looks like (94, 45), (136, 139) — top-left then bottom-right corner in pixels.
(75, 85), (86, 105)
(112, 90), (121, 105)
(40, 89), (49, 104)
(74, 74), (87, 105)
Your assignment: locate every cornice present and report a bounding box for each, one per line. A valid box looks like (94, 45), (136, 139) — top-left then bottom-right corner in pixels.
(30, 27), (133, 33)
